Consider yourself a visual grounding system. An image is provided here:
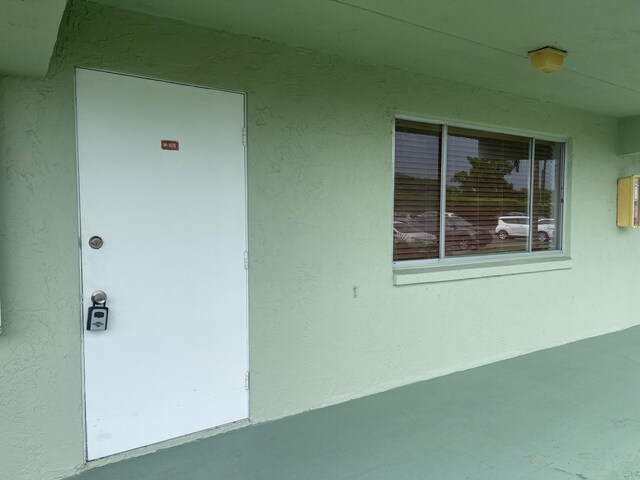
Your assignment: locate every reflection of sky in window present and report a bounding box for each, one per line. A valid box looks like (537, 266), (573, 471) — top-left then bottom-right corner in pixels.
(396, 131), (560, 191)
(535, 162), (556, 189)
(394, 132), (440, 179)
(447, 136), (478, 187)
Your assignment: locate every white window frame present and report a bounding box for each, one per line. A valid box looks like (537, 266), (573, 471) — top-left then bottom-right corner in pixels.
(392, 115), (568, 271)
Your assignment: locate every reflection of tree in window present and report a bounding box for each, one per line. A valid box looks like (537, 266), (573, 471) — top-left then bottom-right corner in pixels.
(446, 129), (529, 255)
(450, 157), (528, 223)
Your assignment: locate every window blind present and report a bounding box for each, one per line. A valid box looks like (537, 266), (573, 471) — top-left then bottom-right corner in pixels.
(393, 119), (564, 263)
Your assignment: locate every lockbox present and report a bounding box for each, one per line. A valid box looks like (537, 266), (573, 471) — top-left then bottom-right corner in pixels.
(617, 175), (640, 227)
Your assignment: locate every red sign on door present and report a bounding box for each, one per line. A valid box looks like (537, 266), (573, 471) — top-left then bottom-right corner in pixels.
(161, 140), (179, 151)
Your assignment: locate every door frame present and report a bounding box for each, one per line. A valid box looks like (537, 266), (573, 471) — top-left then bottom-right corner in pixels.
(73, 67), (250, 461)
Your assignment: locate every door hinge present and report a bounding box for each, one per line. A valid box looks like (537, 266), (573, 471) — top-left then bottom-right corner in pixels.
(242, 127), (247, 146)
(245, 371), (250, 390)
(244, 251), (249, 270)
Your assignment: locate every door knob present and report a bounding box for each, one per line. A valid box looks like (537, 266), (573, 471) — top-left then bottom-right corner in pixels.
(91, 290), (107, 305)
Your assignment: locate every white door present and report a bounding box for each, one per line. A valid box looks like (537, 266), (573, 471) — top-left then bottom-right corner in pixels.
(76, 69), (248, 460)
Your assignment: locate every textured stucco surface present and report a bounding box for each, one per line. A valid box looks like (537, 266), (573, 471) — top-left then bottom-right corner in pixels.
(618, 115), (640, 155)
(1, 2), (640, 479)
(0, 76), (85, 477)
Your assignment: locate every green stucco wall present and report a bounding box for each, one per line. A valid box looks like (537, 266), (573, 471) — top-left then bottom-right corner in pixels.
(618, 115), (640, 155)
(1, 2), (639, 479)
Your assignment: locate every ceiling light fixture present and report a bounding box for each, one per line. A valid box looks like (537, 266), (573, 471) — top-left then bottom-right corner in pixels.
(527, 46), (567, 73)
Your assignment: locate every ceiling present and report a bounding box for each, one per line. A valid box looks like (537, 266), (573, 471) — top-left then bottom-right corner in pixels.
(6, 0), (640, 118)
(0, 0), (67, 77)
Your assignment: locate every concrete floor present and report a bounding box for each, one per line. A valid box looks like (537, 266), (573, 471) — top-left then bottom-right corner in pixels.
(70, 326), (640, 480)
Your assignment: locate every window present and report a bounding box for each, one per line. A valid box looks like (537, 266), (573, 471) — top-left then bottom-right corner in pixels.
(393, 119), (565, 264)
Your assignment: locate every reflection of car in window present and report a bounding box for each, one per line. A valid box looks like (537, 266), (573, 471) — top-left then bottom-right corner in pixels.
(537, 218), (555, 242)
(415, 211), (493, 250)
(393, 221), (437, 248)
(496, 216), (555, 241)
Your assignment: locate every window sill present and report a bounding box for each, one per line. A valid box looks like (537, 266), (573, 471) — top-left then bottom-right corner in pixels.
(393, 256), (572, 285)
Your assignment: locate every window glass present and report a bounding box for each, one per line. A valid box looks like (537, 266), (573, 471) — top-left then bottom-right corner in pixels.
(446, 127), (530, 256)
(532, 140), (563, 251)
(393, 121), (441, 261)
(393, 120), (564, 264)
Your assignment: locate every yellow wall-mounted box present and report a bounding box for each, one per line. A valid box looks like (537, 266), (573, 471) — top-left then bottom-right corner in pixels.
(617, 175), (640, 227)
